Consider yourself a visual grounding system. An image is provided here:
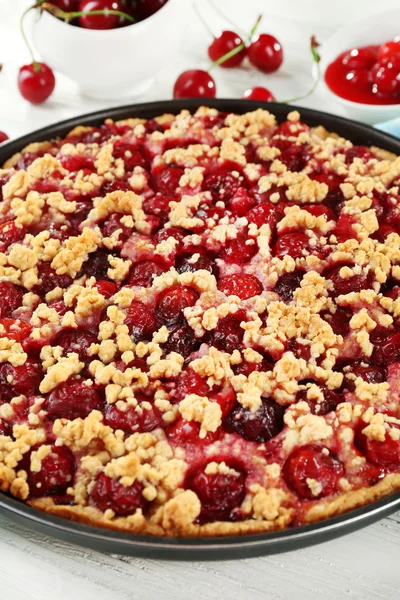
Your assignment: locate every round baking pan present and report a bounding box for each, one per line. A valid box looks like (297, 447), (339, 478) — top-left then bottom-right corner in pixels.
(0, 99), (400, 560)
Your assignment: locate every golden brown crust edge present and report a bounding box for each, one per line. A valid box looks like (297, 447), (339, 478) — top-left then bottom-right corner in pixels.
(28, 473), (400, 538)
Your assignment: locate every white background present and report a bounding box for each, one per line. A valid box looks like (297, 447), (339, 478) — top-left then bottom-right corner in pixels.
(0, 1), (400, 598)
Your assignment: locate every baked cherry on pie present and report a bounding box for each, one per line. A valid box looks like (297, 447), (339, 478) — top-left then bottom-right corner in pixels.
(0, 106), (400, 537)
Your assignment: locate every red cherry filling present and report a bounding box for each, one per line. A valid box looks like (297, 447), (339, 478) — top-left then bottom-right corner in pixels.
(52, 329), (97, 363)
(186, 464), (246, 522)
(101, 214), (132, 243)
(370, 327), (400, 365)
(0, 319), (32, 343)
(90, 473), (148, 516)
(321, 306), (353, 337)
(104, 401), (162, 433)
(354, 426), (400, 469)
(125, 301), (157, 341)
(208, 31), (246, 68)
(80, 249), (113, 280)
(162, 324), (198, 359)
(60, 154), (95, 173)
(0, 221), (26, 249)
(273, 233), (312, 259)
(283, 445), (344, 499)
(296, 385), (342, 416)
(228, 188), (256, 216)
(211, 315), (244, 354)
(326, 265), (373, 297)
(34, 263), (73, 296)
(246, 202), (279, 231)
(271, 139), (310, 172)
(203, 169), (241, 202)
(156, 286), (198, 325)
(25, 445), (75, 497)
(224, 398), (284, 442)
(273, 270), (304, 302)
(0, 282), (23, 318)
(343, 363), (386, 391)
(151, 166), (184, 195)
(221, 234), (257, 264)
(126, 260), (166, 287)
(94, 280), (118, 298)
(166, 418), (219, 445)
(174, 369), (209, 402)
(0, 358), (42, 403)
(218, 274), (263, 300)
(176, 252), (218, 277)
(45, 379), (103, 420)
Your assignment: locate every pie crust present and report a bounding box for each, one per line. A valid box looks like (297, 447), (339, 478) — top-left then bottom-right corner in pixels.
(0, 106), (399, 538)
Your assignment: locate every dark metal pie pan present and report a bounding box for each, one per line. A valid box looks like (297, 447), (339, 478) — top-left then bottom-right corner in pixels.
(0, 99), (399, 560)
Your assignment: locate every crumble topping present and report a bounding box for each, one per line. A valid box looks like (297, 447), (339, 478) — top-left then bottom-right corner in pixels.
(1, 106), (400, 538)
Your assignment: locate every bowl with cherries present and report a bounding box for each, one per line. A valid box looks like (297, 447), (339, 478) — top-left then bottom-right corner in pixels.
(30, 0), (185, 99)
(321, 8), (400, 124)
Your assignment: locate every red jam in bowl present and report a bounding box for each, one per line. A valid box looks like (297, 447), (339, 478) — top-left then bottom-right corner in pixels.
(325, 39), (400, 105)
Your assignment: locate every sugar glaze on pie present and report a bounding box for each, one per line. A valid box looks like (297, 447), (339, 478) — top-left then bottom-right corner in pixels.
(0, 107), (399, 537)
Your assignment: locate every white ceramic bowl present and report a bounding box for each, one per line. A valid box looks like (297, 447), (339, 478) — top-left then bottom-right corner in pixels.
(32, 0), (185, 100)
(320, 8), (400, 124)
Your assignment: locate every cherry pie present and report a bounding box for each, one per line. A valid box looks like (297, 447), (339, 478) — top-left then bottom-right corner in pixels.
(0, 107), (399, 537)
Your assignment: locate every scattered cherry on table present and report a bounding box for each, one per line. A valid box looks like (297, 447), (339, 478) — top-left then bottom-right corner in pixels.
(208, 30), (246, 68)
(0, 131), (9, 144)
(243, 86), (275, 101)
(248, 33), (283, 73)
(173, 69), (216, 99)
(17, 62), (56, 104)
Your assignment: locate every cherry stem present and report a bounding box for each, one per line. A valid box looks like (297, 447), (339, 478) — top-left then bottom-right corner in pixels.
(205, 0), (247, 38)
(20, 4), (43, 70)
(193, 1), (215, 39)
(280, 36), (321, 104)
(41, 2), (136, 23)
(208, 14), (262, 71)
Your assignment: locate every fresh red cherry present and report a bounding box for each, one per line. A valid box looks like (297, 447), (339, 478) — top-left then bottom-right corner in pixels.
(52, 0), (80, 9)
(248, 33), (283, 73)
(173, 69), (216, 99)
(136, 0), (168, 20)
(378, 37), (400, 62)
(0, 131), (9, 144)
(371, 54), (400, 94)
(243, 86), (276, 101)
(78, 0), (122, 29)
(208, 30), (246, 68)
(18, 62), (55, 104)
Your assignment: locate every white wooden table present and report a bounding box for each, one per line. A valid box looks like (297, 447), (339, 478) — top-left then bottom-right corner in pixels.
(0, 1), (399, 598)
